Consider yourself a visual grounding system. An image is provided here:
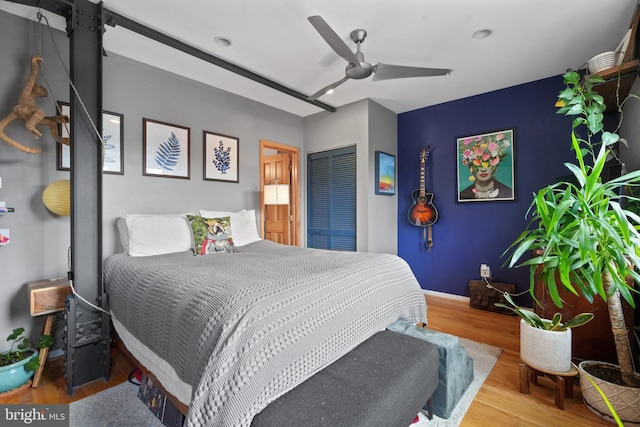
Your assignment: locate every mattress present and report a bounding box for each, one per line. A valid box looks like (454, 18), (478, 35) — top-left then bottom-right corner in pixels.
(104, 240), (427, 427)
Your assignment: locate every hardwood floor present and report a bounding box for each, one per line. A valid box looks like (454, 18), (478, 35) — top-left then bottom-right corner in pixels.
(0, 293), (612, 426)
(425, 292), (610, 426)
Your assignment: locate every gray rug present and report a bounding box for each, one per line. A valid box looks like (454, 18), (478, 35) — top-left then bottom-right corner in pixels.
(70, 338), (501, 427)
(70, 381), (164, 427)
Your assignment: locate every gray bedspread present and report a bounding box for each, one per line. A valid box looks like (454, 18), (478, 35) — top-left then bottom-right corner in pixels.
(104, 240), (427, 427)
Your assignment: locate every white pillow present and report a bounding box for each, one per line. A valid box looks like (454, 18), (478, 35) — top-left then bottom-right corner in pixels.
(198, 209), (261, 247)
(116, 217), (130, 253)
(121, 213), (194, 256)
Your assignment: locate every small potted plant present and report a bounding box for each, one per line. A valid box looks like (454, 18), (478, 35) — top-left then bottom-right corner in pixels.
(0, 327), (54, 393)
(496, 293), (593, 372)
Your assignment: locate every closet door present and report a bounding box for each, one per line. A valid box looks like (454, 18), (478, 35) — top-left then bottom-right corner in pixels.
(307, 146), (356, 251)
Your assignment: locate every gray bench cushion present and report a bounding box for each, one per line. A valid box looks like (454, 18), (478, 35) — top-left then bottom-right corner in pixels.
(252, 330), (439, 427)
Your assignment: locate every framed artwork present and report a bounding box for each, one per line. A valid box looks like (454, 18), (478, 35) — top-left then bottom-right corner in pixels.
(456, 128), (515, 202)
(57, 102), (125, 174)
(203, 131), (239, 182)
(143, 118), (190, 179)
(374, 151), (395, 195)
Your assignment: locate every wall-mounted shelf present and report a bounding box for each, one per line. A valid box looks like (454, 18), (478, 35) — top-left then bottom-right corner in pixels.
(590, 7), (640, 113)
(592, 59), (640, 113)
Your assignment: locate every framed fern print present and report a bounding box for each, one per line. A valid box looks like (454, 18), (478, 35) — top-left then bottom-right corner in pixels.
(57, 102), (124, 174)
(143, 118), (190, 179)
(203, 131), (239, 183)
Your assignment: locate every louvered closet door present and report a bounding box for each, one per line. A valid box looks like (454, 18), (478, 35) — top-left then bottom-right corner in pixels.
(307, 146), (356, 251)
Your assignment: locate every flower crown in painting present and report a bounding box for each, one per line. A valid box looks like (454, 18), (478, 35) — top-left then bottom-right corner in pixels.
(459, 132), (511, 181)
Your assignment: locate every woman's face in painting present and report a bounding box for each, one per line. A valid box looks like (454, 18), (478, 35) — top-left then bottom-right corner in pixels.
(471, 165), (496, 184)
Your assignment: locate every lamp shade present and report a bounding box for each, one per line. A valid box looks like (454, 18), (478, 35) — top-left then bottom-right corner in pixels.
(42, 179), (70, 216)
(264, 184), (289, 205)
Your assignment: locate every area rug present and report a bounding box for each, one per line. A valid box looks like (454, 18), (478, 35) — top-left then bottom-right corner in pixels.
(70, 337), (501, 427)
(411, 337), (503, 426)
(69, 381), (164, 427)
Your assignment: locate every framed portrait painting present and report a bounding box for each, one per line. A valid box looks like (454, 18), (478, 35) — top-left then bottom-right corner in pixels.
(203, 131), (239, 183)
(374, 151), (395, 195)
(56, 102), (124, 174)
(143, 118), (191, 179)
(456, 128), (515, 202)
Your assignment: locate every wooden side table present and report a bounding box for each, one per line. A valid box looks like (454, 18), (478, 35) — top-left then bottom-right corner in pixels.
(27, 278), (71, 387)
(519, 362), (579, 409)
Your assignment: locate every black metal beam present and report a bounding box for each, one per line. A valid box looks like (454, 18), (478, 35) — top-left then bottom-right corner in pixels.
(101, 8), (336, 113)
(65, 0), (109, 391)
(7, 0), (336, 112)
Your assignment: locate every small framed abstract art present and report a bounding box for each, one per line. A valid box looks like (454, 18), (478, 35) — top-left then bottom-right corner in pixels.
(374, 151), (395, 195)
(56, 102), (124, 174)
(143, 118), (191, 179)
(203, 131), (239, 183)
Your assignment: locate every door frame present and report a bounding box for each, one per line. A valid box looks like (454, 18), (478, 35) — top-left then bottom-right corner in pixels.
(260, 139), (300, 246)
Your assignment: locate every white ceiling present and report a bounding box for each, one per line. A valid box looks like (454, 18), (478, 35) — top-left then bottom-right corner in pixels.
(2, 0), (638, 117)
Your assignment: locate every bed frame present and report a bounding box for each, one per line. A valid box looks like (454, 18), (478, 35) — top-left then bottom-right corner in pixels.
(114, 335), (189, 416)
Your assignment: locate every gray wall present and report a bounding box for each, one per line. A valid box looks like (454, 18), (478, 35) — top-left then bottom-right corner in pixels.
(303, 99), (398, 254)
(0, 10), (304, 348)
(367, 101), (398, 254)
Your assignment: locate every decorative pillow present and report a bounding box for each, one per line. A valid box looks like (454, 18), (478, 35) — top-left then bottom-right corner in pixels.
(198, 209), (261, 247)
(122, 213), (194, 257)
(187, 215), (234, 254)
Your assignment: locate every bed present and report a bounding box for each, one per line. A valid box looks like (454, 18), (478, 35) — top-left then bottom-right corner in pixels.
(104, 211), (428, 427)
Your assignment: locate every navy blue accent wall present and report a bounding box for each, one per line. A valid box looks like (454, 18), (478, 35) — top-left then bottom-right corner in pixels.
(397, 75), (575, 302)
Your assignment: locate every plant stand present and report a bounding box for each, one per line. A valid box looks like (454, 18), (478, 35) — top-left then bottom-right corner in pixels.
(519, 362), (578, 409)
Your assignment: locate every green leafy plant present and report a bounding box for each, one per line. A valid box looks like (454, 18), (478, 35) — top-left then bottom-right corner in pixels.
(0, 327), (54, 371)
(495, 293), (593, 331)
(503, 70), (640, 388)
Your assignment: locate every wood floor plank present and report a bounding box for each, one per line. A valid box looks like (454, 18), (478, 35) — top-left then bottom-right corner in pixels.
(0, 293), (615, 426)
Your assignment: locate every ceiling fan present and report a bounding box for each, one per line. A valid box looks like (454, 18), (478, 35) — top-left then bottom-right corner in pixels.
(307, 15), (452, 100)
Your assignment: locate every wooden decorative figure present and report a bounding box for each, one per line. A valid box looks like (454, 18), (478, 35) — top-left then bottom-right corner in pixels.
(0, 56), (69, 154)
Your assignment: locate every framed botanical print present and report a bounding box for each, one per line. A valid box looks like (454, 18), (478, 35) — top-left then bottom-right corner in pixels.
(56, 102), (124, 174)
(203, 131), (239, 183)
(143, 118), (191, 179)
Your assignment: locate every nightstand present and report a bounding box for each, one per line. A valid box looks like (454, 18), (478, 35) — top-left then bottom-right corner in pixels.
(27, 278), (71, 387)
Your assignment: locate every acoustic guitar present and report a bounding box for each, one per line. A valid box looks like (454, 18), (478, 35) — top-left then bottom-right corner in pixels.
(408, 148), (439, 226)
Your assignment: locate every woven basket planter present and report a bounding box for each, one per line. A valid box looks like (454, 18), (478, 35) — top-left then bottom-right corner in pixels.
(579, 360), (640, 425)
(588, 51), (617, 73)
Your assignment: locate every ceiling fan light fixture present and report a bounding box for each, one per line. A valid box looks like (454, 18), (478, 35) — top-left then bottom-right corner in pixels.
(214, 36), (232, 47)
(472, 28), (493, 39)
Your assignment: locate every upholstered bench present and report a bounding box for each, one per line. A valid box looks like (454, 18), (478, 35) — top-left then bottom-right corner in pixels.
(251, 330), (440, 427)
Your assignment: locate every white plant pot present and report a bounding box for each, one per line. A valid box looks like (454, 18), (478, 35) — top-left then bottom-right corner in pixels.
(579, 360), (640, 425)
(520, 318), (572, 372)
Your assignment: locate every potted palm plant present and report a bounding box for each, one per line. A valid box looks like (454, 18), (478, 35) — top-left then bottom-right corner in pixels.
(0, 327), (54, 393)
(503, 70), (640, 425)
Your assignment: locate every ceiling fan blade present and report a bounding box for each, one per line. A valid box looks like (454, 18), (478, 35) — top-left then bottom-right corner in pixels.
(308, 16), (361, 67)
(372, 63), (452, 81)
(307, 77), (350, 100)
